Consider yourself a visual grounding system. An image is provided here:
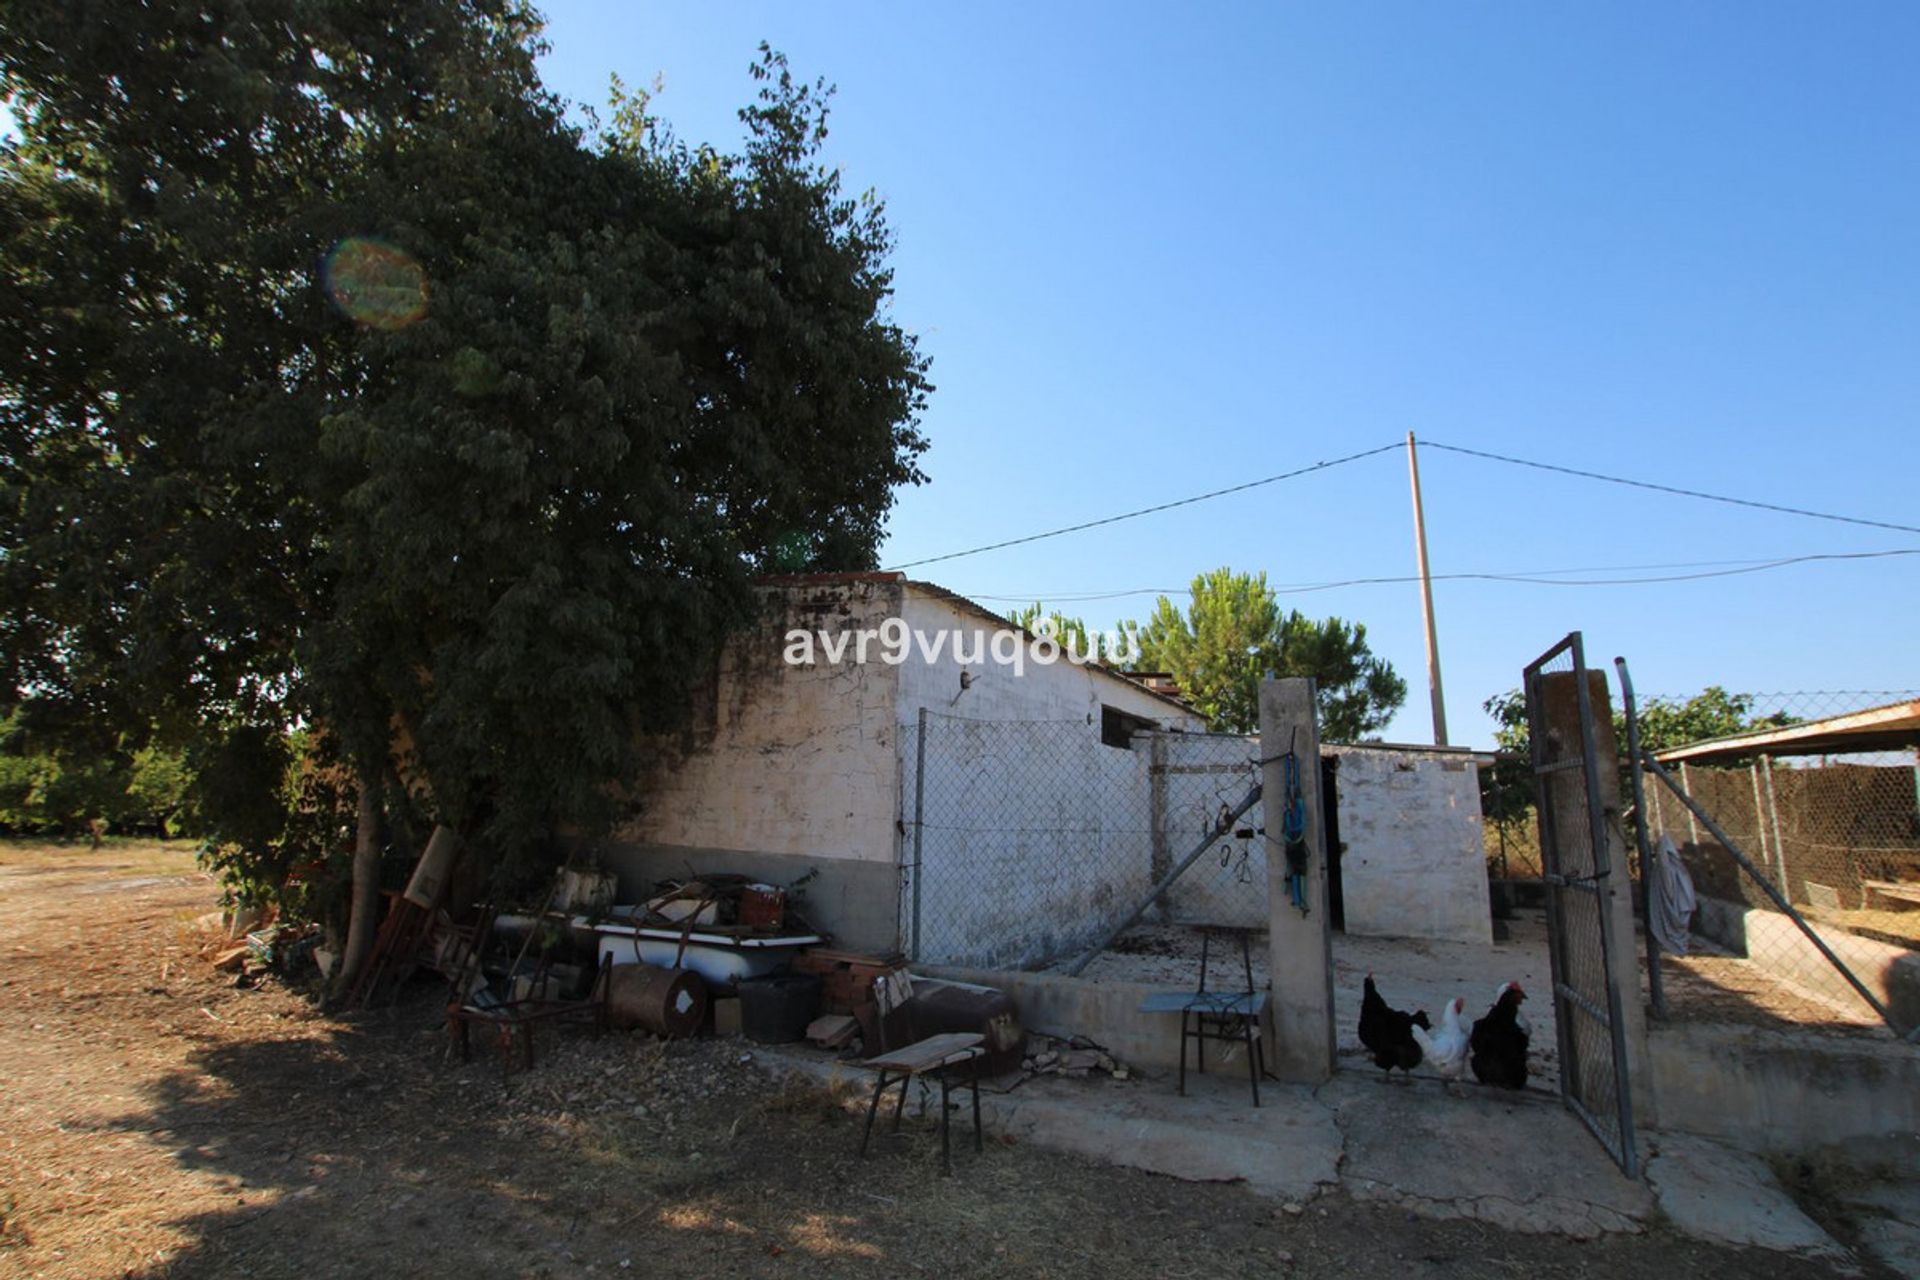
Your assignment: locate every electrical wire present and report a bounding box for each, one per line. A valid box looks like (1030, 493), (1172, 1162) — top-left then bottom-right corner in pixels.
(1422, 440), (1920, 539)
(881, 441), (1402, 572)
(957, 547), (1920, 604)
(884, 437), (1919, 574)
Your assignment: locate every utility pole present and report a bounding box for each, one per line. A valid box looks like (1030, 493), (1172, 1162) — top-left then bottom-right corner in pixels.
(1407, 432), (1449, 746)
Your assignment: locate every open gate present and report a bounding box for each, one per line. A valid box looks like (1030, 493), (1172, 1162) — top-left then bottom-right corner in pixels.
(1523, 634), (1639, 1178)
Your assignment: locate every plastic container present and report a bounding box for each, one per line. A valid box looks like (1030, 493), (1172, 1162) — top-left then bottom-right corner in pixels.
(737, 972), (823, 1043)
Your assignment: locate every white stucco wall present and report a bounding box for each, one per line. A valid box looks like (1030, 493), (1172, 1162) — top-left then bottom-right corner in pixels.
(894, 587), (1200, 729)
(1147, 736), (1490, 944)
(1330, 744), (1492, 944)
(617, 579), (904, 861)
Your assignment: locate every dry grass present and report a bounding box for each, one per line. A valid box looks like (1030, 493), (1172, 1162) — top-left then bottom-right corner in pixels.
(0, 850), (1874, 1280)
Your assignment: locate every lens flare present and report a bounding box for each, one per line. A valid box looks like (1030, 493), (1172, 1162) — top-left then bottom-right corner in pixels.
(322, 237), (428, 330)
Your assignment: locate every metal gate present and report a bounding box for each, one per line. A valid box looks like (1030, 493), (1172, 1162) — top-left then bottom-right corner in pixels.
(1523, 633), (1639, 1177)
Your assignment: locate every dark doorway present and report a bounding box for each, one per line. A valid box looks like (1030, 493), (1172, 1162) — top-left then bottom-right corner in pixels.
(1321, 754), (1345, 932)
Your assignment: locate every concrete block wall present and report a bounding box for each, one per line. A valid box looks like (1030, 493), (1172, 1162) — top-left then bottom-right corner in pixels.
(924, 965), (1277, 1074)
(603, 579), (908, 951)
(1649, 1021), (1920, 1150)
(1149, 736), (1492, 945)
(1329, 745), (1492, 944)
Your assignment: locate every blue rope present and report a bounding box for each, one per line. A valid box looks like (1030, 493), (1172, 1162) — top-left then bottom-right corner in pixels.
(1280, 750), (1309, 912)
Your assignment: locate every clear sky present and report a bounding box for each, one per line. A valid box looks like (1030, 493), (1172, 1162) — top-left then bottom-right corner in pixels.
(536, 3), (1920, 747)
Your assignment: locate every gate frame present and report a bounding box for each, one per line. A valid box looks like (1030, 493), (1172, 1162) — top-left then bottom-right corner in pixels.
(1524, 632), (1640, 1178)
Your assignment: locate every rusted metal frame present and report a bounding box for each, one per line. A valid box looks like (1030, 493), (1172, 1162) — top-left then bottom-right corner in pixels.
(1522, 641), (1580, 1145)
(1568, 634), (1639, 1179)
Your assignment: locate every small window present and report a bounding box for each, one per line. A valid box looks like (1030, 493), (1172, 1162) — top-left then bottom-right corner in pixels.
(1101, 705), (1155, 749)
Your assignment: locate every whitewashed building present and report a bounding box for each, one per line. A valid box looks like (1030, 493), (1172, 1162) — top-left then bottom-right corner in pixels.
(606, 574), (1203, 954)
(603, 573), (1491, 962)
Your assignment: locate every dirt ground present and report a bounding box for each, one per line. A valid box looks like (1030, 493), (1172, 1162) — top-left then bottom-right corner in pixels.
(0, 841), (1881, 1280)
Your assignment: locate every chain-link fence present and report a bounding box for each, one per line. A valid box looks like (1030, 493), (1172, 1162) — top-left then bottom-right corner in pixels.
(1625, 686), (1920, 1039)
(902, 712), (1265, 970)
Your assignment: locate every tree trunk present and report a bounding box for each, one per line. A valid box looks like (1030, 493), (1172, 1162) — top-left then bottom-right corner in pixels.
(330, 778), (382, 1001)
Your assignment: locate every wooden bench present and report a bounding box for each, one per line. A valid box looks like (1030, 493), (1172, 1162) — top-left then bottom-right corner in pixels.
(856, 1032), (986, 1174)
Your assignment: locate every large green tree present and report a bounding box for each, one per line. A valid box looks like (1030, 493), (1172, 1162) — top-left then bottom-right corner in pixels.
(1133, 568), (1406, 739)
(0, 3), (930, 988)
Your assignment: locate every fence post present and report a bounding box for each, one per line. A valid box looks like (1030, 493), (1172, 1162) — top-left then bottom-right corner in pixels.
(1749, 758), (1772, 887)
(911, 706), (927, 963)
(1760, 754), (1788, 897)
(1679, 762), (1701, 849)
(1259, 678), (1336, 1083)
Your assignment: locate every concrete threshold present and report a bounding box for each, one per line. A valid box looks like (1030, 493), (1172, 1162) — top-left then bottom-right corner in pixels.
(760, 1045), (1861, 1257)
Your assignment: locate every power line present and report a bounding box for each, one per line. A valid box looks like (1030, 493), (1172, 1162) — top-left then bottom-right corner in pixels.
(1423, 440), (1920, 539)
(886, 436), (1919, 575)
(882, 442), (1401, 572)
(960, 546), (1920, 604)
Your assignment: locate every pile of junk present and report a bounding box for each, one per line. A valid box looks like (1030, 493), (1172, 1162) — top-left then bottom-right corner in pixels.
(350, 841), (1022, 1080)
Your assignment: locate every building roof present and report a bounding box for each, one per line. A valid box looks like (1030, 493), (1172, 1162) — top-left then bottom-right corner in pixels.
(899, 579), (1203, 719)
(1654, 697), (1920, 764)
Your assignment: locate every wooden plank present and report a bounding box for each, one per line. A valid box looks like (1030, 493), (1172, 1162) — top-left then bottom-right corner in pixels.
(860, 1032), (984, 1074)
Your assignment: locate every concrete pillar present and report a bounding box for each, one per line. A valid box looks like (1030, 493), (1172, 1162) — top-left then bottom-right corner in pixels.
(1534, 669), (1658, 1130)
(1260, 678), (1336, 1083)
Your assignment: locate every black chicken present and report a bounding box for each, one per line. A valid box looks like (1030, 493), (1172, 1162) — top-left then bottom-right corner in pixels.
(1358, 973), (1430, 1079)
(1469, 982), (1530, 1089)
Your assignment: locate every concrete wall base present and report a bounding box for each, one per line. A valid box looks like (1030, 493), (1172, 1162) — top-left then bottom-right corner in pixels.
(1648, 1021), (1920, 1150)
(922, 965), (1278, 1075)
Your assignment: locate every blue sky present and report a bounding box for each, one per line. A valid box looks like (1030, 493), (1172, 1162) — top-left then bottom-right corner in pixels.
(538, 3), (1920, 747)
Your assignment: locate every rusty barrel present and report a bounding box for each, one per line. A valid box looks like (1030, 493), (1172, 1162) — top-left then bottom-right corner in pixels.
(607, 963), (707, 1037)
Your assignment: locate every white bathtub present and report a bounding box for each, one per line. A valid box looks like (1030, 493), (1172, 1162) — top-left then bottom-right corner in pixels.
(581, 916), (822, 986)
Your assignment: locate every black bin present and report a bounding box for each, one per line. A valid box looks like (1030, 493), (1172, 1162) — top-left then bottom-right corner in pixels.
(737, 972), (822, 1043)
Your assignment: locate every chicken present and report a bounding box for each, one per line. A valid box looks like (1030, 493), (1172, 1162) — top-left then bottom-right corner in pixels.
(1411, 996), (1469, 1081)
(1469, 982), (1530, 1090)
(1357, 973), (1430, 1079)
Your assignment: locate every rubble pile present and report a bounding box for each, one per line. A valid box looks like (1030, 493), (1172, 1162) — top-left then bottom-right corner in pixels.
(1019, 1032), (1132, 1082)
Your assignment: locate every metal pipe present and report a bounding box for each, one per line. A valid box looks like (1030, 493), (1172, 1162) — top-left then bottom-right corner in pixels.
(1064, 782), (1263, 977)
(911, 707), (927, 963)
(1641, 754), (1911, 1037)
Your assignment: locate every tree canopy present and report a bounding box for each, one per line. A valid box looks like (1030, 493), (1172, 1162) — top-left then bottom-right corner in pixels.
(1, 5), (931, 916)
(1132, 568), (1406, 739)
(1482, 685), (1797, 760)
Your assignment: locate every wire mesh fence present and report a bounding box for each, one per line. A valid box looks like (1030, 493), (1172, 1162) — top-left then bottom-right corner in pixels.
(1525, 635), (1637, 1175)
(902, 712), (1265, 970)
(1626, 687), (1920, 1039)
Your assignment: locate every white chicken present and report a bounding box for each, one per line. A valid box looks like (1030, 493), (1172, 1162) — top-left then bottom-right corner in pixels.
(1411, 996), (1469, 1081)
